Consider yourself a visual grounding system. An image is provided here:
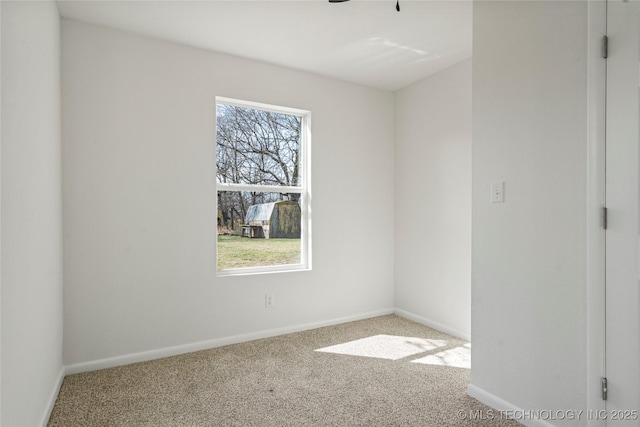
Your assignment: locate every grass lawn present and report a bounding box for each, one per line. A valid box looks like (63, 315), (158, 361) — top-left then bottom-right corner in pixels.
(217, 235), (301, 270)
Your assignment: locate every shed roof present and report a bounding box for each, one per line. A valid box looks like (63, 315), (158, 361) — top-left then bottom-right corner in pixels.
(245, 201), (300, 223)
(245, 202), (276, 222)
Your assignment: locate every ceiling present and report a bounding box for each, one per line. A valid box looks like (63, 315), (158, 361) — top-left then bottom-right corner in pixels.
(56, 0), (472, 91)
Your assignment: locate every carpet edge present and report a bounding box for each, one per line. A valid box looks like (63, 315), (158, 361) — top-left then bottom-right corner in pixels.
(40, 366), (65, 427)
(64, 308), (395, 375)
(394, 308), (471, 341)
(467, 383), (557, 427)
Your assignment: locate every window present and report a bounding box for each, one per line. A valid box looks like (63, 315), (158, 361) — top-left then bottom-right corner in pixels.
(215, 97), (311, 275)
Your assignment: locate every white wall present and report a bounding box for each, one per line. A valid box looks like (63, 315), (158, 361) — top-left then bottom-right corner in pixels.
(62, 20), (395, 368)
(394, 59), (471, 340)
(1, 2), (64, 426)
(469, 2), (587, 425)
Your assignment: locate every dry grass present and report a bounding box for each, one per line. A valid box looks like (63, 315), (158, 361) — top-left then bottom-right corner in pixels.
(217, 235), (301, 270)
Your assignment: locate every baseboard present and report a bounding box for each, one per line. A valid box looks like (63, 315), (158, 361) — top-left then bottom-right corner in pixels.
(467, 384), (558, 427)
(394, 308), (471, 341)
(40, 366), (65, 427)
(65, 308), (395, 375)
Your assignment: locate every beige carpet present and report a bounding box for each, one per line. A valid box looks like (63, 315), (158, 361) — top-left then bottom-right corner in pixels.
(48, 315), (521, 426)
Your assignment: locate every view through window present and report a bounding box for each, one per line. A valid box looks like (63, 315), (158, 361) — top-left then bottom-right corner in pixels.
(216, 98), (310, 275)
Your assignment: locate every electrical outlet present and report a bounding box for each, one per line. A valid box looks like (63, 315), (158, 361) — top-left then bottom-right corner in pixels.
(265, 294), (274, 308)
(491, 181), (505, 203)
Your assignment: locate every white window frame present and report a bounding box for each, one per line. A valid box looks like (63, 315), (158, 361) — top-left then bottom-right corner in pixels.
(215, 97), (312, 276)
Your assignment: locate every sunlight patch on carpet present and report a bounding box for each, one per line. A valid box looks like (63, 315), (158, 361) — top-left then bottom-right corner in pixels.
(315, 334), (447, 360)
(411, 343), (471, 369)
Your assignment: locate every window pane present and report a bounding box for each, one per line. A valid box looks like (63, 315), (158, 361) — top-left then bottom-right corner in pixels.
(216, 104), (302, 187)
(217, 191), (302, 270)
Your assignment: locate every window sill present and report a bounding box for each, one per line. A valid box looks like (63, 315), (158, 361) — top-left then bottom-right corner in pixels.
(216, 263), (311, 278)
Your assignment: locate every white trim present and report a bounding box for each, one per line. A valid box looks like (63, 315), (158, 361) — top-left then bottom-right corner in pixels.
(39, 366), (65, 427)
(301, 113), (312, 271)
(216, 183), (303, 193)
(467, 384), (557, 427)
(65, 308), (394, 375)
(217, 262), (310, 277)
(586, 0), (607, 425)
(216, 96), (307, 117)
(394, 308), (470, 342)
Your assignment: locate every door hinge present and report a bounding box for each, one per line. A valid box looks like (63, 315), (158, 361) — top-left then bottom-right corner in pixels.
(602, 35), (609, 59)
(601, 377), (608, 400)
(601, 207), (608, 230)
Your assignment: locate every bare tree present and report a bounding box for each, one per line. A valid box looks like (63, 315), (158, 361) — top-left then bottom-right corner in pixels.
(216, 104), (302, 230)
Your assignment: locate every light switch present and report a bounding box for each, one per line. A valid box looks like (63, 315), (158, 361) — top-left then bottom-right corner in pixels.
(491, 181), (505, 203)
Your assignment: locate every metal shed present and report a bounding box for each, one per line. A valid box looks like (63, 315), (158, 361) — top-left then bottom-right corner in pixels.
(242, 201), (301, 239)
